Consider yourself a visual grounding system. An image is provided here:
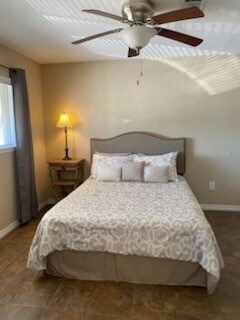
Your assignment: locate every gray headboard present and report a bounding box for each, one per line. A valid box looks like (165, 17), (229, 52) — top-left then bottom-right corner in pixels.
(91, 132), (186, 174)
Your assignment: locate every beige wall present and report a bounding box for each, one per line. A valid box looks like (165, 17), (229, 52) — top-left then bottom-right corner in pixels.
(41, 57), (240, 205)
(0, 43), (48, 232)
(0, 150), (18, 231)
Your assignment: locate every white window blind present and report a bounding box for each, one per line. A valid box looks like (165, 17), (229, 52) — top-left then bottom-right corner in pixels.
(0, 76), (16, 149)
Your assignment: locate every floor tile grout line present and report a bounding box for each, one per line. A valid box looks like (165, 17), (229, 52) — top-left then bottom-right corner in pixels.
(86, 312), (129, 319)
(0, 303), (50, 319)
(130, 284), (136, 319)
(85, 281), (100, 318)
(0, 246), (29, 274)
(173, 290), (179, 320)
(44, 277), (64, 308)
(6, 303), (72, 311)
(16, 247), (30, 258)
(85, 282), (136, 319)
(6, 302), (84, 313)
(1, 301), (52, 309)
(6, 278), (63, 310)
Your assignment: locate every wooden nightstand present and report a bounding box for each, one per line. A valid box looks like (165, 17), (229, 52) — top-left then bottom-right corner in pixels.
(48, 158), (85, 201)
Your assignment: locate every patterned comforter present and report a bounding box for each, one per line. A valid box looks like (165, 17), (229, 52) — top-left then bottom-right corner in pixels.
(28, 176), (224, 293)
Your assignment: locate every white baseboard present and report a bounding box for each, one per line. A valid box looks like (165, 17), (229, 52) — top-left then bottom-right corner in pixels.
(0, 220), (20, 240)
(201, 204), (240, 212)
(0, 199), (56, 240)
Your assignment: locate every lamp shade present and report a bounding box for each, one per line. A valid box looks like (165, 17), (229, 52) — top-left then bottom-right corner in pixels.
(119, 25), (157, 49)
(57, 112), (72, 128)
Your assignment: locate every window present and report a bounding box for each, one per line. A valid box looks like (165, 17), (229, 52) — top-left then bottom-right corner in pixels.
(0, 76), (15, 149)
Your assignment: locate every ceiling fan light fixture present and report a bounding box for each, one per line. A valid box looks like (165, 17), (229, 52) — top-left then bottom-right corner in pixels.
(119, 25), (157, 49)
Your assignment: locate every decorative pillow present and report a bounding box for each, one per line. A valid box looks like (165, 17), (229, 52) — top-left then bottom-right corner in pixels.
(144, 166), (169, 183)
(91, 154), (133, 179)
(133, 152), (178, 182)
(97, 165), (121, 182)
(122, 161), (144, 182)
(95, 151), (131, 156)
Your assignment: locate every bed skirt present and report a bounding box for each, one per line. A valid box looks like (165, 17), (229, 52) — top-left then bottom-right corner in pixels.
(45, 250), (207, 288)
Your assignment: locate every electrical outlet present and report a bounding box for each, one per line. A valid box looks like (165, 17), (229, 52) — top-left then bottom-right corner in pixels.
(209, 181), (215, 191)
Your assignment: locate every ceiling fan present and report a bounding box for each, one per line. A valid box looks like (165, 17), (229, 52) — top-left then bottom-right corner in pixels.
(72, 0), (204, 57)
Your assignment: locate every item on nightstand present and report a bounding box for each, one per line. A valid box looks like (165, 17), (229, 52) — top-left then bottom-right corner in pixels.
(57, 112), (72, 160)
(48, 158), (84, 201)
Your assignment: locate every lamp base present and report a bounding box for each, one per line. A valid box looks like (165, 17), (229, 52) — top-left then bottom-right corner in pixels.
(63, 147), (71, 161)
(63, 155), (72, 161)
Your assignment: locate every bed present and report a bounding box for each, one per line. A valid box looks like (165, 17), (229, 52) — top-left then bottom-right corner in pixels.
(28, 132), (224, 294)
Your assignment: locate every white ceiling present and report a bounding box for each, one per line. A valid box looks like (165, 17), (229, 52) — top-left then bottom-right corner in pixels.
(0, 0), (239, 63)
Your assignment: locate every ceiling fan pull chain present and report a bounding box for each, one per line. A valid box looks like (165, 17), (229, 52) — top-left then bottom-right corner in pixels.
(140, 60), (143, 77)
(137, 60), (140, 86)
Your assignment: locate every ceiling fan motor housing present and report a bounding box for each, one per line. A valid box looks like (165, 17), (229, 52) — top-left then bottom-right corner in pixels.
(119, 25), (157, 50)
(122, 0), (155, 23)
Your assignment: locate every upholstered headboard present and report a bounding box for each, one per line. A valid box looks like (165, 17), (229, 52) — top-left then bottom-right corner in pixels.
(91, 132), (186, 174)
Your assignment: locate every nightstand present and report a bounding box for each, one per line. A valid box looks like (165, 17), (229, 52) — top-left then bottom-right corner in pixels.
(48, 158), (85, 201)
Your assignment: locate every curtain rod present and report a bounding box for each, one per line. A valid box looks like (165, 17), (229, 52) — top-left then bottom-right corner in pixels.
(0, 64), (11, 70)
(0, 64), (16, 73)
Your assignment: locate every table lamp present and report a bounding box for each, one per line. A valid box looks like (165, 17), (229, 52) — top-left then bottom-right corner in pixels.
(57, 112), (72, 160)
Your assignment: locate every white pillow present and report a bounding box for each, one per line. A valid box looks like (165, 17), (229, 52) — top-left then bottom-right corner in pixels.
(122, 161), (145, 182)
(97, 165), (121, 182)
(144, 166), (169, 183)
(133, 152), (178, 182)
(91, 154), (133, 179)
(95, 152), (131, 156)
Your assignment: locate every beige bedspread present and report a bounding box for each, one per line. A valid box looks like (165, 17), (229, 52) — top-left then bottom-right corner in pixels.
(27, 176), (224, 293)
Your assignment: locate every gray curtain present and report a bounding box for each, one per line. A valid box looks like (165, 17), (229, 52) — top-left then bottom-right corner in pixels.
(10, 68), (38, 224)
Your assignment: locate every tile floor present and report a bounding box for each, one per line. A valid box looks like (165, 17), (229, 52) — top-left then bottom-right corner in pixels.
(0, 207), (239, 320)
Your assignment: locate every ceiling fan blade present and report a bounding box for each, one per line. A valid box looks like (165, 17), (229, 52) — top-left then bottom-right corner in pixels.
(82, 9), (125, 22)
(128, 48), (140, 58)
(72, 28), (123, 45)
(153, 6), (204, 25)
(157, 28), (203, 46)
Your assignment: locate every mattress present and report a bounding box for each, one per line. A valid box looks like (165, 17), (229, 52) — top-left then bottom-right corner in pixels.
(28, 176), (224, 293)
